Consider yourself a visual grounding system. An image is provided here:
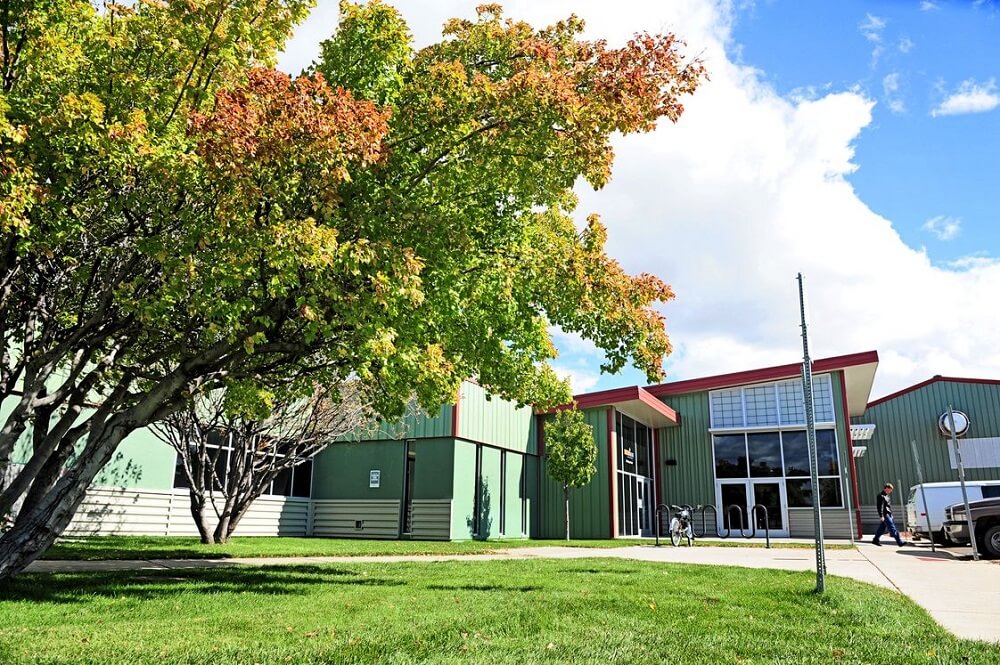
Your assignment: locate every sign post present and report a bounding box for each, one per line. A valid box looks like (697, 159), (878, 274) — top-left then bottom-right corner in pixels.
(947, 407), (979, 561)
(910, 440), (935, 553)
(797, 273), (825, 593)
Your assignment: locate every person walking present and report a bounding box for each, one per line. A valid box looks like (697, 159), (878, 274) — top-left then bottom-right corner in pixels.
(872, 482), (908, 546)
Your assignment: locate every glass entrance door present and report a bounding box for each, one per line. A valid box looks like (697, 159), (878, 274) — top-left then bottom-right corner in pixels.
(637, 477), (655, 537)
(716, 480), (788, 537)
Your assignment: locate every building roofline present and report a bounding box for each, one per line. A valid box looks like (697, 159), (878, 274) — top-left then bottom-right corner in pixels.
(541, 385), (679, 425)
(644, 350), (879, 396)
(867, 375), (1000, 408)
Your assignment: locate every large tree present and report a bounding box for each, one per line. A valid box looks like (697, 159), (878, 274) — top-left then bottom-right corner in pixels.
(0, 0), (704, 578)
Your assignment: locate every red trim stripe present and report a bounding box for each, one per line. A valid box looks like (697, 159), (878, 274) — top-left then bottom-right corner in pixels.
(841, 370), (863, 538)
(451, 386), (461, 438)
(652, 428), (663, 512)
(541, 386), (679, 423)
(867, 375), (1000, 408)
(645, 350), (879, 397)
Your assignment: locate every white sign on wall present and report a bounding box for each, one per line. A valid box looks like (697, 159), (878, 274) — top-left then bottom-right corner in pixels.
(369, 470), (381, 488)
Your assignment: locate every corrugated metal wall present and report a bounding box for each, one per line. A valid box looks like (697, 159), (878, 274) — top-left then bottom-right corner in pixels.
(658, 392), (715, 509)
(457, 382), (536, 453)
(853, 379), (1000, 524)
(537, 407), (611, 539)
(343, 402), (454, 442)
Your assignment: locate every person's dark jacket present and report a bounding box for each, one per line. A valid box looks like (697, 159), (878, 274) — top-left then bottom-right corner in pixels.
(876, 490), (893, 519)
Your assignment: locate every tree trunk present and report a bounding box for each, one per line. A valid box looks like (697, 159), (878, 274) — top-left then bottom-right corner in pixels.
(563, 483), (570, 541)
(0, 429), (123, 578)
(189, 491), (215, 545)
(214, 495), (254, 544)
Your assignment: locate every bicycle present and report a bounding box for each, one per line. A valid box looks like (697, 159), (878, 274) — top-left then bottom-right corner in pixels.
(668, 504), (694, 546)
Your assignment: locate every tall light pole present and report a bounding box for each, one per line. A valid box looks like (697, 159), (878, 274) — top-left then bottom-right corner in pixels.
(798, 273), (826, 593)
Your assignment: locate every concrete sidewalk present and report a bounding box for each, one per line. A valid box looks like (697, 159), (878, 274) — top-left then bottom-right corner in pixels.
(27, 541), (1000, 643)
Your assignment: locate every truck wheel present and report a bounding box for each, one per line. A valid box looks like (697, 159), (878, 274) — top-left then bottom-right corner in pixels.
(980, 525), (1000, 558)
(932, 530), (947, 546)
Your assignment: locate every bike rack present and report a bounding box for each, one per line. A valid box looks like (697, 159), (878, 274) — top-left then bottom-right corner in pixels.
(723, 504), (753, 538)
(654, 503), (669, 547)
(751, 504), (771, 549)
(692, 504), (720, 538)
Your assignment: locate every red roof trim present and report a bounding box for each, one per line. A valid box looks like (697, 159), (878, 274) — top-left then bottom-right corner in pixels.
(645, 350), (879, 397)
(867, 375), (1000, 408)
(551, 386), (678, 423)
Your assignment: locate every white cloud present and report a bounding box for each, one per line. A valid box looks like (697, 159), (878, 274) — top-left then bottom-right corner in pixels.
(859, 13), (886, 43)
(898, 36), (914, 53)
(931, 79), (1000, 117)
(882, 73), (906, 113)
(280, 1), (1000, 397)
(551, 365), (601, 394)
(922, 216), (962, 241)
(920, 1), (939, 11)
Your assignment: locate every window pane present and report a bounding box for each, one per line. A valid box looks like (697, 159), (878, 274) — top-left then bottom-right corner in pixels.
(744, 385), (778, 426)
(782, 431), (811, 476)
(786, 478), (812, 507)
(813, 374), (834, 422)
(747, 432), (782, 477)
(292, 459), (312, 498)
(714, 434), (747, 478)
(615, 413), (623, 469)
(271, 467), (293, 496)
(620, 416), (636, 471)
(816, 429), (839, 476)
(636, 423), (650, 477)
(173, 453), (190, 489)
(819, 478), (842, 507)
(777, 381), (805, 425)
(710, 389), (744, 428)
(210, 448), (229, 492)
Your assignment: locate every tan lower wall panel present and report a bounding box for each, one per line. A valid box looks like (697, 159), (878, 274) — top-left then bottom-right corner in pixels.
(312, 500), (401, 539)
(408, 500), (451, 541)
(787, 508), (854, 539)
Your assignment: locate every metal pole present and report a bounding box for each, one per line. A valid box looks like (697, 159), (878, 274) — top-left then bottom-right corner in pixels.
(949, 406), (979, 561)
(911, 440), (935, 553)
(797, 273), (825, 592)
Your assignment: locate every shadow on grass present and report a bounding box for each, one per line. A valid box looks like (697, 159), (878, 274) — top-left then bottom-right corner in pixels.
(0, 565), (406, 604)
(425, 583), (542, 593)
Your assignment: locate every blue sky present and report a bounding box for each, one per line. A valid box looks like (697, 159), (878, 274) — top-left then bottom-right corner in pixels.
(280, 1), (1000, 399)
(732, 0), (1000, 265)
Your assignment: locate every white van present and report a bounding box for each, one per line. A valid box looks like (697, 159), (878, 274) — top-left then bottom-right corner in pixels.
(905, 481), (1000, 544)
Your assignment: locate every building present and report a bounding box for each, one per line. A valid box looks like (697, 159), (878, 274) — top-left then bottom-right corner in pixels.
(53, 350), (942, 542)
(850, 376), (1000, 534)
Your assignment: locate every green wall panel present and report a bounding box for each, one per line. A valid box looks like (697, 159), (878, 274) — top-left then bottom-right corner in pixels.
(502, 451), (527, 538)
(477, 446), (502, 539)
(451, 440), (478, 539)
(411, 439), (455, 501)
(311, 440), (405, 501)
(538, 407), (611, 539)
(852, 379), (1000, 503)
(457, 382), (536, 453)
(93, 428), (177, 490)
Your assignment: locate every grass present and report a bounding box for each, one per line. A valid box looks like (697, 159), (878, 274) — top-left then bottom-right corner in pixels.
(42, 535), (853, 561)
(1, 558), (995, 664)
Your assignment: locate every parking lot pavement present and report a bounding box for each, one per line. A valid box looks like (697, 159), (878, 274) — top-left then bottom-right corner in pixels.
(857, 540), (1000, 643)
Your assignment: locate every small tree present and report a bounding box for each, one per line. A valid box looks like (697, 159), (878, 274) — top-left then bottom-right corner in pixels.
(153, 381), (370, 544)
(545, 409), (597, 541)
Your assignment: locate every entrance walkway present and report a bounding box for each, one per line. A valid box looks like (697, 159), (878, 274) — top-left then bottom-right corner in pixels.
(27, 541), (1000, 643)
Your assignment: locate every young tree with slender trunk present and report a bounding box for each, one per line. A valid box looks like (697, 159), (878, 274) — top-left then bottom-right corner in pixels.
(152, 382), (370, 544)
(0, 0), (704, 578)
(545, 408), (597, 541)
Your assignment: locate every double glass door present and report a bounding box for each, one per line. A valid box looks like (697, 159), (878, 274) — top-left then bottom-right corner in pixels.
(717, 480), (788, 537)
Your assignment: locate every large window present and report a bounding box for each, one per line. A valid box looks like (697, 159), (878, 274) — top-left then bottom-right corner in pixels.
(172, 434), (313, 498)
(709, 375), (835, 429)
(713, 428), (842, 507)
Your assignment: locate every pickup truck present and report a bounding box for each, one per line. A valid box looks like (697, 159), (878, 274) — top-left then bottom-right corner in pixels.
(942, 497), (1000, 558)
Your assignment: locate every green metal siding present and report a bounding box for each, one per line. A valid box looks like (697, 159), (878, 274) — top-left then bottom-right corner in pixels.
(502, 451), (527, 537)
(457, 382), (536, 453)
(538, 407), (611, 539)
(344, 402), (453, 442)
(658, 392), (714, 508)
(852, 380), (1000, 504)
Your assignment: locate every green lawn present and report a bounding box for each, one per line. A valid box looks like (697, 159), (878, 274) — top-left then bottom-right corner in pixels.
(0, 559), (994, 664)
(42, 535), (852, 560)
